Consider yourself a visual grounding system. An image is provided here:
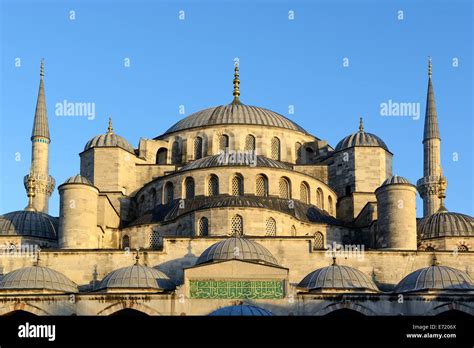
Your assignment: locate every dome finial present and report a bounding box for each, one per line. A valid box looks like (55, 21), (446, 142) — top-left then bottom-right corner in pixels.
(428, 56), (432, 78)
(359, 117), (364, 132)
(232, 63), (241, 105)
(25, 170), (37, 212)
(34, 248), (41, 266)
(107, 117), (113, 134)
(437, 169), (448, 212)
(134, 247), (140, 265)
(431, 253), (438, 266)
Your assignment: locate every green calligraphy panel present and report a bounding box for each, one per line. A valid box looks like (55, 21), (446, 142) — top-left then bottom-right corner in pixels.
(189, 280), (284, 299)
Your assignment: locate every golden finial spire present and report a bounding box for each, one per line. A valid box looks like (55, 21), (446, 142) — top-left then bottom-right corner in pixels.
(40, 58), (45, 79)
(359, 117), (364, 132)
(232, 63), (241, 105)
(437, 168), (447, 211)
(25, 171), (36, 211)
(428, 56), (432, 78)
(107, 117), (113, 134)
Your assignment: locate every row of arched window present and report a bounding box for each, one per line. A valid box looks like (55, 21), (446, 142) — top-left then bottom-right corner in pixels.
(197, 215), (285, 237)
(142, 175), (334, 213)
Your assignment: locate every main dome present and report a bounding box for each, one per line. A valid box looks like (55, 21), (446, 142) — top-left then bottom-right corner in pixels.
(160, 103), (308, 136)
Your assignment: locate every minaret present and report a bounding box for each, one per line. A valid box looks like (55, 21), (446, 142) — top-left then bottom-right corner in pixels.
(417, 57), (444, 217)
(23, 59), (55, 213)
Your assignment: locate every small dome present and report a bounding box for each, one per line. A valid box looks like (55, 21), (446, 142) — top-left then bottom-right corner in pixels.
(0, 266), (78, 293)
(0, 210), (58, 239)
(63, 174), (93, 185)
(394, 265), (474, 293)
(179, 154), (292, 171)
(381, 175), (412, 186)
(95, 264), (175, 292)
(335, 118), (388, 152)
(209, 304), (273, 316)
(196, 237), (279, 266)
(84, 132), (134, 154)
(297, 264), (379, 292)
(418, 210), (474, 239)
(159, 103), (308, 137)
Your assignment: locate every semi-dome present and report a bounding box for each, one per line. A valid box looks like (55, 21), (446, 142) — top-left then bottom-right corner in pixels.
(196, 237), (279, 266)
(95, 264), (175, 292)
(381, 175), (412, 186)
(418, 210), (474, 239)
(159, 103), (308, 137)
(63, 174), (93, 185)
(0, 266), (78, 293)
(179, 154), (292, 172)
(209, 304), (273, 316)
(335, 118), (388, 152)
(297, 262), (379, 292)
(0, 210), (58, 239)
(84, 118), (134, 154)
(394, 265), (474, 293)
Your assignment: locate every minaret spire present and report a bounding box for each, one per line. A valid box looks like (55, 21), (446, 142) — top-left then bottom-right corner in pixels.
(417, 57), (444, 217)
(232, 63), (241, 105)
(24, 59), (55, 213)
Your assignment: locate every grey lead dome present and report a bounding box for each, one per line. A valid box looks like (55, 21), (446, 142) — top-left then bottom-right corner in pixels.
(394, 265), (474, 293)
(84, 132), (134, 154)
(0, 210), (58, 239)
(95, 264), (175, 292)
(0, 266), (78, 293)
(63, 174), (93, 185)
(196, 237), (279, 266)
(381, 175), (412, 186)
(298, 264), (379, 292)
(160, 103), (308, 136)
(209, 304), (273, 316)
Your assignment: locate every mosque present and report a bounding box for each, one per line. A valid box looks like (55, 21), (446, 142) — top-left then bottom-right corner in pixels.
(0, 58), (472, 316)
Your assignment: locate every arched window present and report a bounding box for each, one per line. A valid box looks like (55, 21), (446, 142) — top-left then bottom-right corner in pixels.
(184, 177), (195, 199)
(300, 181), (310, 204)
(245, 134), (256, 151)
(231, 215), (243, 236)
(425, 246), (435, 252)
(295, 142), (302, 162)
(256, 175), (269, 196)
(231, 174), (244, 196)
(194, 137), (203, 160)
(149, 230), (161, 249)
(219, 134), (229, 152)
(328, 196), (334, 215)
(313, 232), (324, 250)
(266, 218), (276, 236)
(171, 140), (181, 164)
(271, 137), (281, 160)
(156, 147), (168, 164)
(457, 244), (469, 252)
(122, 235), (130, 249)
(164, 182), (174, 204)
(279, 177), (291, 199)
(199, 217), (209, 236)
(291, 225), (296, 236)
(316, 188), (324, 209)
(208, 175), (219, 196)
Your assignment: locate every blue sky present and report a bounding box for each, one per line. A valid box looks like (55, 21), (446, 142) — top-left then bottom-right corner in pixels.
(0, 0), (472, 217)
